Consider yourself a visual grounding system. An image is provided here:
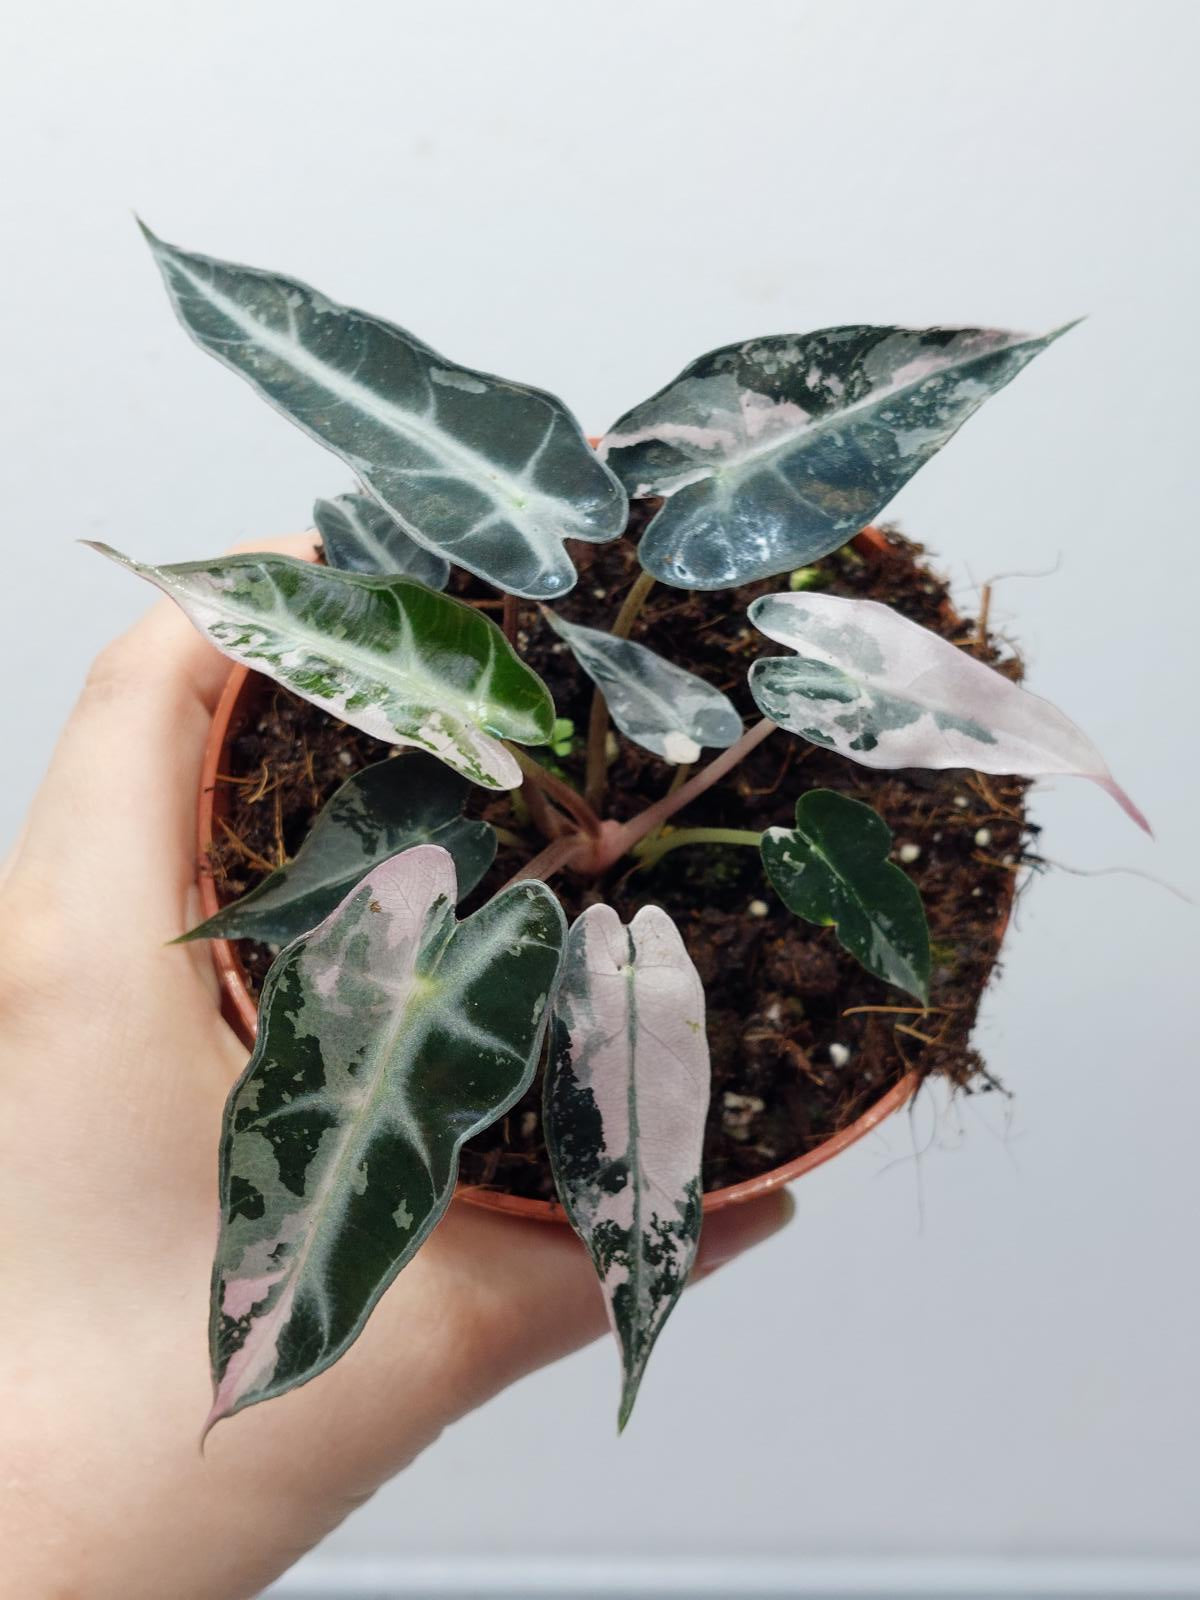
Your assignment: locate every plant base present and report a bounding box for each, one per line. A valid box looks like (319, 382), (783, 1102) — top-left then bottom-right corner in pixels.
(199, 527), (1031, 1216)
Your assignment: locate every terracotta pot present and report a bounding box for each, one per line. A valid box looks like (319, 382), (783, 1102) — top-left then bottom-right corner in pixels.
(195, 524), (1013, 1223)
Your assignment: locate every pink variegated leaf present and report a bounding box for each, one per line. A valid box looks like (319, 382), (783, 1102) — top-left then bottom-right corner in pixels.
(544, 905), (710, 1430)
(748, 591), (1148, 831)
(206, 844), (565, 1433)
(601, 325), (1071, 590)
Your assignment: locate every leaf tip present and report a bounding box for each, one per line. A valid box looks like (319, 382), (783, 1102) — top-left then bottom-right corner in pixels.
(81, 540), (130, 570)
(616, 1374), (641, 1434)
(1094, 774), (1152, 836)
(1049, 315), (1087, 341)
(134, 216), (174, 263)
(198, 1397), (229, 1453)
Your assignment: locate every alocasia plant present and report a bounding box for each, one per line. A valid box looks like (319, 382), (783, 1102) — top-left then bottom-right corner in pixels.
(96, 225), (1147, 1431)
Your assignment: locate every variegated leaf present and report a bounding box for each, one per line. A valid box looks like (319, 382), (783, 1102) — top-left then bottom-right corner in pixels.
(181, 755), (494, 946)
(541, 609), (742, 764)
(314, 492), (450, 588)
(208, 845), (566, 1430)
(545, 904), (709, 1430)
(142, 225), (628, 599)
(88, 546), (555, 790)
(601, 325), (1070, 590)
(761, 790), (930, 1003)
(748, 591), (1148, 831)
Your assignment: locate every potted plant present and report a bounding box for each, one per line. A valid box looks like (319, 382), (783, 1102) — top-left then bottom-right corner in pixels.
(93, 224), (1146, 1437)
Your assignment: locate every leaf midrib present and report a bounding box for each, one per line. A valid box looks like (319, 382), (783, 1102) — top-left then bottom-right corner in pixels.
(781, 822), (919, 991)
(165, 559), (521, 741)
(652, 333), (1031, 494)
(170, 252), (574, 540)
(236, 895), (543, 1397)
(554, 617), (735, 748)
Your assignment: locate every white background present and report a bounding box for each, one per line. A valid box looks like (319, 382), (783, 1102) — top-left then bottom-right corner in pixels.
(2, 0), (1197, 1590)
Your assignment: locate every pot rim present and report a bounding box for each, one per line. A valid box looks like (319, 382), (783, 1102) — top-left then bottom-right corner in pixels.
(194, 524), (1012, 1223)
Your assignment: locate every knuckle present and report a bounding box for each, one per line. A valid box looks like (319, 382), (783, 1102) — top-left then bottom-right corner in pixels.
(81, 632), (146, 705)
(0, 886), (69, 1020)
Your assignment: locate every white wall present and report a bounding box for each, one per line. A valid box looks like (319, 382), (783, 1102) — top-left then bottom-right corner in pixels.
(3, 0), (1197, 1588)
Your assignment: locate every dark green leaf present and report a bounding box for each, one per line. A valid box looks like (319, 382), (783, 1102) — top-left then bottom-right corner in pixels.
(761, 789), (930, 1003)
(142, 225), (627, 599)
(181, 755), (494, 945)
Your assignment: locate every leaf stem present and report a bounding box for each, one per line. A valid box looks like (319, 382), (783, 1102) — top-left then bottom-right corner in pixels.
(661, 761), (694, 800)
(513, 761), (569, 843)
(582, 686), (611, 813)
(599, 719), (778, 865)
(501, 592), (520, 646)
(499, 832), (589, 891)
(491, 825), (529, 850)
(611, 569), (657, 641)
(639, 761), (694, 852)
(632, 826), (763, 870)
(583, 569), (657, 811)
(510, 747), (603, 839)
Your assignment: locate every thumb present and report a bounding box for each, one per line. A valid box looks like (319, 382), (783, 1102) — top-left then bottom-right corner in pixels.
(693, 1188), (796, 1281)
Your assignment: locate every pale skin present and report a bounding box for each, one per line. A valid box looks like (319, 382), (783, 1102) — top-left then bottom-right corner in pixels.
(0, 535), (792, 1600)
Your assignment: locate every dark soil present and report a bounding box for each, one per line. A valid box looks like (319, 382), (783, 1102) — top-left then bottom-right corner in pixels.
(207, 517), (1034, 1200)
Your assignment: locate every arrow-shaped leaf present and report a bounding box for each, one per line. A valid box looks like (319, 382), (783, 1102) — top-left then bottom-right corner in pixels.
(761, 790), (930, 1003)
(142, 225), (628, 599)
(89, 546), (555, 791)
(207, 844), (566, 1430)
(601, 324), (1070, 590)
(182, 755), (495, 946)
(314, 492), (450, 589)
(542, 610), (742, 764)
(748, 591), (1148, 831)
(545, 904), (709, 1429)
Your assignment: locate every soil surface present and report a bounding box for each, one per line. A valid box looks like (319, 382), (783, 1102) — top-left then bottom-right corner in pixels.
(207, 519), (1034, 1200)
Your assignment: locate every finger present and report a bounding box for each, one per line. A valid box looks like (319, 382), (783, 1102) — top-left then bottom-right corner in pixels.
(431, 1187), (796, 1400)
(407, 1188), (797, 1410)
(6, 531), (320, 937)
(201, 1188), (796, 1512)
(693, 1188), (797, 1280)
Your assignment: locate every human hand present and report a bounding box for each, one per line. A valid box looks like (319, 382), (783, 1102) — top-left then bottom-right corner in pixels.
(0, 534), (793, 1600)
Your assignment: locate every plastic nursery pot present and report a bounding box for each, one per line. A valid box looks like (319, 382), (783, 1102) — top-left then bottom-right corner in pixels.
(195, 524), (1015, 1224)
